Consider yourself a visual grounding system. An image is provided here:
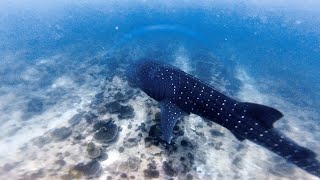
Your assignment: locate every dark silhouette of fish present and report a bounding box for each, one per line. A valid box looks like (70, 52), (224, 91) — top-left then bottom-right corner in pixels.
(126, 60), (320, 178)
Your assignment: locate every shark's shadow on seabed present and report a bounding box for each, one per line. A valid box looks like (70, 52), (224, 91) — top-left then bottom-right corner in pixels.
(126, 59), (320, 178)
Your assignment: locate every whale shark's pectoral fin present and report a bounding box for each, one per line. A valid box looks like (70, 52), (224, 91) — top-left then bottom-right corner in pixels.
(160, 100), (186, 144)
(240, 102), (283, 129)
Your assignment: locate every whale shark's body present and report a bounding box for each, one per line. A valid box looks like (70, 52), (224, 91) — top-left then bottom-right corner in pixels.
(126, 60), (320, 178)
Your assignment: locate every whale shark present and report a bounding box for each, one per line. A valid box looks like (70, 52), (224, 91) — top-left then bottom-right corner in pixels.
(126, 60), (320, 178)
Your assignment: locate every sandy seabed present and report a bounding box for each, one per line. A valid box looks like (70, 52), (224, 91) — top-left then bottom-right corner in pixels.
(0, 53), (319, 180)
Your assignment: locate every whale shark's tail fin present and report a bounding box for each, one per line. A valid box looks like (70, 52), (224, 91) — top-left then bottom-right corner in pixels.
(289, 147), (320, 177)
(234, 103), (320, 177)
(237, 102), (283, 129)
(259, 129), (320, 178)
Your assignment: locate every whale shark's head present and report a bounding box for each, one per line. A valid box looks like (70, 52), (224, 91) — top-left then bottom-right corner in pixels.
(125, 61), (142, 87)
(125, 59), (162, 87)
(126, 60), (168, 101)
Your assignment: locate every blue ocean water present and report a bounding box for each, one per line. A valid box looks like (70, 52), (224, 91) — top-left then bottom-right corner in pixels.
(0, 1), (319, 179)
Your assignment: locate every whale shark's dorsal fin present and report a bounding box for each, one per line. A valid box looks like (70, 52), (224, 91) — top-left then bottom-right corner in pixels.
(240, 102), (283, 129)
(160, 100), (185, 144)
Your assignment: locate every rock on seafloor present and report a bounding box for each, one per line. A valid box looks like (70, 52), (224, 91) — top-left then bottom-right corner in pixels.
(93, 122), (119, 143)
(69, 160), (101, 178)
(118, 105), (135, 119)
(162, 161), (177, 177)
(86, 142), (101, 159)
(93, 120), (113, 131)
(32, 135), (52, 148)
(143, 161), (160, 179)
(114, 92), (128, 102)
(209, 129), (224, 137)
(104, 101), (122, 113)
(84, 112), (98, 124)
(68, 112), (85, 126)
(127, 157), (141, 171)
(51, 127), (72, 141)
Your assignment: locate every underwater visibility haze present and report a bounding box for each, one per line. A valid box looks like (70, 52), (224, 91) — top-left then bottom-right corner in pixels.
(0, 0), (320, 179)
